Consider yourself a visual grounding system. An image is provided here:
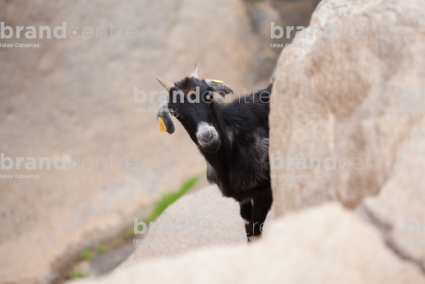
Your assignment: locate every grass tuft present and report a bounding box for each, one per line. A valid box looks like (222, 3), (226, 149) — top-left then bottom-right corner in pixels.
(143, 175), (200, 224)
(69, 270), (85, 278)
(96, 245), (106, 254)
(140, 175), (201, 228)
(80, 250), (92, 260)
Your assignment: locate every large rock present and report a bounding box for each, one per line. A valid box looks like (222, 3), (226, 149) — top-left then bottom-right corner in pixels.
(69, 203), (425, 284)
(269, 0), (425, 273)
(0, 0), (258, 283)
(120, 185), (248, 268)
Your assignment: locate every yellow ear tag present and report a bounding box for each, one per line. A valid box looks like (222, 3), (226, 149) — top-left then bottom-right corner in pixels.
(158, 117), (167, 133)
(212, 79), (224, 83)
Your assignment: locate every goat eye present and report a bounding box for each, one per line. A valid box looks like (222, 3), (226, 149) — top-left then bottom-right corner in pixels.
(174, 113), (179, 118)
(206, 94), (213, 101)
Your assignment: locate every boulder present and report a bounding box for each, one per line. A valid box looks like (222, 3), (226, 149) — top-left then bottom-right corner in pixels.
(269, 0), (425, 273)
(69, 203), (425, 284)
(120, 185), (248, 268)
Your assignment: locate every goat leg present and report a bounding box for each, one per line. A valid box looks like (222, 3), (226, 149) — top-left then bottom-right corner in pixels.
(239, 199), (253, 225)
(245, 187), (273, 238)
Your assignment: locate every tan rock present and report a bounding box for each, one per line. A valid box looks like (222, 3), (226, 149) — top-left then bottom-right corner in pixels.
(69, 204), (425, 284)
(269, 0), (425, 274)
(360, 122), (425, 268)
(269, 0), (425, 213)
(120, 185), (248, 268)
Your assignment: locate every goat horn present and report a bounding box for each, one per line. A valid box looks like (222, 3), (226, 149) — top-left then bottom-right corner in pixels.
(190, 63), (199, 79)
(157, 77), (174, 91)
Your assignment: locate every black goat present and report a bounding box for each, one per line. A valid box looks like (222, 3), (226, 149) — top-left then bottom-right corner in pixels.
(156, 64), (273, 239)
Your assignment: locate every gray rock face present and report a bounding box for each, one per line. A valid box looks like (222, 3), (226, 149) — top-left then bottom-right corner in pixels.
(0, 0), (258, 283)
(269, 0), (425, 274)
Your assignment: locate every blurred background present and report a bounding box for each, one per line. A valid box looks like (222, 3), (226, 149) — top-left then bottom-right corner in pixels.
(0, 0), (321, 283)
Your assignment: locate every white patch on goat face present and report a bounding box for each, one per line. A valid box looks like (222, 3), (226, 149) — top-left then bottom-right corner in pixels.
(196, 122), (218, 145)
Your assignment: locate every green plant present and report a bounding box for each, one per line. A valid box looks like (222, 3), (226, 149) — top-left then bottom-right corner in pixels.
(96, 245), (106, 254)
(80, 250), (92, 260)
(140, 175), (201, 228)
(69, 270), (85, 278)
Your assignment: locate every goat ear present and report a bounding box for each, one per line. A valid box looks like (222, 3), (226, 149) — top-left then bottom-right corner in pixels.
(205, 79), (233, 98)
(156, 102), (175, 134)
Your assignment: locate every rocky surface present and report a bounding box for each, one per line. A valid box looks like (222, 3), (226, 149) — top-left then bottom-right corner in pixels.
(0, 0), (259, 283)
(69, 203), (425, 284)
(69, 0), (425, 283)
(119, 185), (249, 269)
(4, 0), (425, 282)
(88, 244), (136, 277)
(269, 0), (425, 275)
